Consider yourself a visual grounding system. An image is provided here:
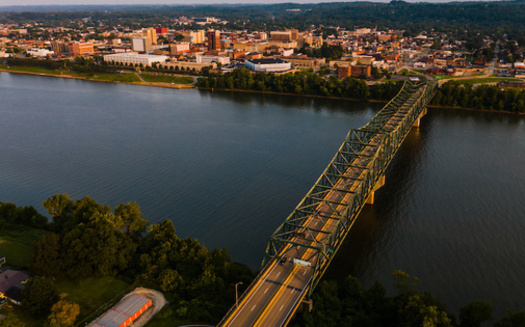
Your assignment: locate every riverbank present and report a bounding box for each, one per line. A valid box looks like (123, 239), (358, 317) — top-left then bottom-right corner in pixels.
(427, 104), (525, 116)
(2, 66), (524, 115)
(0, 67), (194, 90)
(196, 86), (386, 103)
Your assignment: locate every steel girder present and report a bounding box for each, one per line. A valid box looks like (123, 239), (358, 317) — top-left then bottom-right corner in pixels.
(262, 80), (438, 297)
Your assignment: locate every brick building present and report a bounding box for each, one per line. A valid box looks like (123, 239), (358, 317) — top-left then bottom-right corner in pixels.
(69, 42), (94, 56)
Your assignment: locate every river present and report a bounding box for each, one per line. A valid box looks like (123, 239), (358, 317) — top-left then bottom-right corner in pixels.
(0, 72), (524, 318)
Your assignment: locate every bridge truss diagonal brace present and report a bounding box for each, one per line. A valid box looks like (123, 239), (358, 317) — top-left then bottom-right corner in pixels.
(261, 80), (438, 276)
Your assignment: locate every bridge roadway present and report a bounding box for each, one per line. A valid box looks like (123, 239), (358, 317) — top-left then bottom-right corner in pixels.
(219, 81), (434, 327)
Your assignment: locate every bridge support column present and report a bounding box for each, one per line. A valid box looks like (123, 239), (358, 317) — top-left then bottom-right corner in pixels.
(366, 175), (386, 205)
(301, 299), (313, 313)
(413, 107), (428, 128)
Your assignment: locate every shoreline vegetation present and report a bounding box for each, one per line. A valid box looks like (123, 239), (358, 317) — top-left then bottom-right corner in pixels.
(0, 197), (255, 327)
(2, 198), (525, 327)
(0, 66), (194, 89)
(1, 63), (524, 115)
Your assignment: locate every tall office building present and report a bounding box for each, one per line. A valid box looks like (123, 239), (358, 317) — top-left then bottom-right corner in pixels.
(207, 30), (221, 51)
(144, 28), (157, 45)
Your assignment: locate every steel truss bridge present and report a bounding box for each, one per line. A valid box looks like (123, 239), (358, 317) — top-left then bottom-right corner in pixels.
(218, 80), (438, 327)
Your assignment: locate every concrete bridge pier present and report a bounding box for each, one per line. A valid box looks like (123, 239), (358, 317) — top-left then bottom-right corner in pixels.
(413, 107), (428, 128)
(366, 175), (386, 205)
(300, 299), (314, 313)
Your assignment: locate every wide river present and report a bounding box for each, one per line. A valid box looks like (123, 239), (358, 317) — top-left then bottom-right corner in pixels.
(0, 72), (524, 317)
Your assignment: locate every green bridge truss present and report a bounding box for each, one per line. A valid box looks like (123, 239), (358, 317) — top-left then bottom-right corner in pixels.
(262, 80), (438, 297)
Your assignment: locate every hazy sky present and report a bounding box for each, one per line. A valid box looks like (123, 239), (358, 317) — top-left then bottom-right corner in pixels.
(0, 0), (483, 6)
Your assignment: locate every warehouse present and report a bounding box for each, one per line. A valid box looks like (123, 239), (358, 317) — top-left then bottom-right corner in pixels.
(103, 53), (168, 66)
(88, 293), (152, 327)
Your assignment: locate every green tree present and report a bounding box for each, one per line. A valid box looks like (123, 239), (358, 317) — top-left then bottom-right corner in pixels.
(22, 276), (60, 317)
(30, 233), (65, 278)
(47, 300), (80, 327)
(0, 314), (26, 327)
(114, 201), (148, 236)
(43, 193), (73, 229)
(158, 269), (184, 292)
(495, 310), (525, 327)
(459, 300), (493, 327)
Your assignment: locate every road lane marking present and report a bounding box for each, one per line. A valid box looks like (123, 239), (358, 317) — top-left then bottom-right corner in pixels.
(234, 123), (403, 326)
(264, 287), (268, 294)
(279, 305), (284, 311)
(276, 271), (281, 277)
(251, 305), (256, 311)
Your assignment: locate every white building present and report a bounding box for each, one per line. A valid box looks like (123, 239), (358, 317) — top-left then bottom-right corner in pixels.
(103, 53), (168, 66)
(281, 49), (294, 57)
(196, 54), (230, 65)
(132, 37), (151, 52)
(27, 48), (54, 57)
(245, 58), (292, 73)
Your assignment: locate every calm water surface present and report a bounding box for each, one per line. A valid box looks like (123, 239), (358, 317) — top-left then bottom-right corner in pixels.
(0, 72), (524, 317)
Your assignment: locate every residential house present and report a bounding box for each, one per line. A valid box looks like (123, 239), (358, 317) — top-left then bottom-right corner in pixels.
(0, 270), (29, 305)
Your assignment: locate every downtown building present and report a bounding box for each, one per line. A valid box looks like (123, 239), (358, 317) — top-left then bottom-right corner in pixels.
(244, 58), (292, 73)
(103, 53), (168, 66)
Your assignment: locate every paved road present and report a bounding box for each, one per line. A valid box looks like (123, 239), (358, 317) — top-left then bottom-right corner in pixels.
(220, 83), (428, 327)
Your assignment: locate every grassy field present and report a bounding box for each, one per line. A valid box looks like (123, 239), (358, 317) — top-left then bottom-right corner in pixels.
(0, 276), (129, 326)
(140, 73), (194, 84)
(0, 64), (62, 75)
(85, 72), (142, 83)
(431, 74), (456, 80)
(57, 276), (130, 321)
(449, 77), (522, 85)
(0, 308), (45, 327)
(0, 224), (49, 269)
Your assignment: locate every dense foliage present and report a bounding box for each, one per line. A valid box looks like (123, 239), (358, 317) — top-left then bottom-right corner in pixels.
(197, 68), (402, 101)
(5, 56), (116, 74)
(25, 194), (254, 323)
(432, 82), (525, 113)
(46, 300), (80, 327)
(0, 201), (48, 229)
(21, 276), (60, 317)
(291, 271), (525, 327)
(1, 2), (525, 44)
(2, 191), (525, 324)
(291, 271), (452, 327)
(0, 314), (25, 327)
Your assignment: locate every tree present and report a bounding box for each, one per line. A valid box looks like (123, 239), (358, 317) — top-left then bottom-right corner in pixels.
(43, 193), (73, 226)
(47, 300), (80, 327)
(158, 269), (184, 292)
(22, 277), (60, 317)
(0, 314), (26, 327)
(393, 270), (420, 295)
(460, 300), (493, 327)
(494, 310), (525, 327)
(30, 233), (65, 278)
(114, 201), (148, 237)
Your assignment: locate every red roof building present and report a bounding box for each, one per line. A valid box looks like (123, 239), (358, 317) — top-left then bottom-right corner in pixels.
(88, 293), (152, 327)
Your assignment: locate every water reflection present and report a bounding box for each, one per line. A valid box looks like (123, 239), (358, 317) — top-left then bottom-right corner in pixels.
(197, 89), (374, 114)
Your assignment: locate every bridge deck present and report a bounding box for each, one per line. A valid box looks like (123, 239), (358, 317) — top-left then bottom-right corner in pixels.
(218, 81), (437, 327)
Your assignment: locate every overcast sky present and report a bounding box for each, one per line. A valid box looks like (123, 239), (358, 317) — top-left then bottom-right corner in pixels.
(0, 0), (488, 6)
